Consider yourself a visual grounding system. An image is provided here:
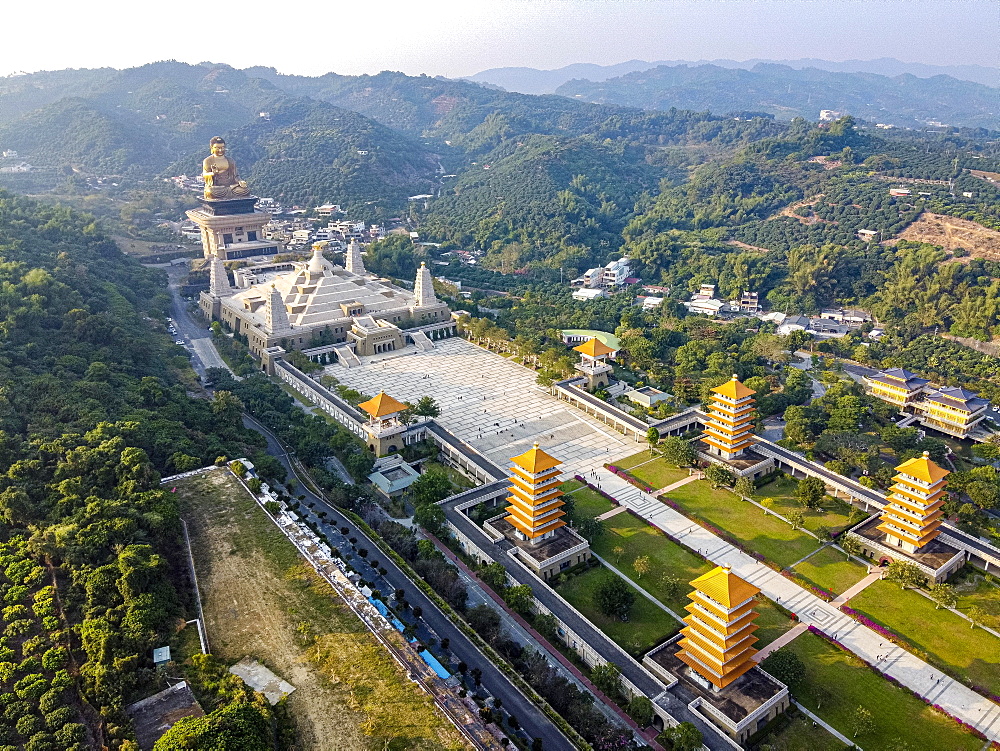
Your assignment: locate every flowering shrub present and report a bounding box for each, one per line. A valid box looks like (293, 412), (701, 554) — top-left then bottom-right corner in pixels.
(602, 464), (655, 493)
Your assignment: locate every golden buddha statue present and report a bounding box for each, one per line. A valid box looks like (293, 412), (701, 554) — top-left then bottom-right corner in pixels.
(202, 136), (250, 200)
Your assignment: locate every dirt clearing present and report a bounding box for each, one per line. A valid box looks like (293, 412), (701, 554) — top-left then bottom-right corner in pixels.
(175, 469), (469, 750)
(896, 212), (1000, 260)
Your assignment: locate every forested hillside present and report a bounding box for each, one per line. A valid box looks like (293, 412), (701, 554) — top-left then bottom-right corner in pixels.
(554, 63), (1000, 130)
(0, 190), (275, 749)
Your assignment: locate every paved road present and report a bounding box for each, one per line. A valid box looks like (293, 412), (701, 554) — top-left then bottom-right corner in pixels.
(164, 266), (225, 379)
(245, 415), (574, 751)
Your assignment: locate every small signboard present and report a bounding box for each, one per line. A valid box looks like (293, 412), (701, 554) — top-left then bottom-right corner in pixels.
(152, 646), (171, 666)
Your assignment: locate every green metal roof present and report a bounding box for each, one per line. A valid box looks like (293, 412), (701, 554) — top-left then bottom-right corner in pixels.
(561, 329), (621, 350)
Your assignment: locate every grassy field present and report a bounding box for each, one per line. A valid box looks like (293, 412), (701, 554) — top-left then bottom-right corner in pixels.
(613, 452), (657, 471)
(766, 631), (981, 751)
(621, 457), (689, 489)
(752, 475), (858, 535)
(666, 480), (823, 568)
(591, 509), (711, 614)
(568, 485), (616, 519)
(177, 469), (468, 750)
(952, 567), (1000, 621)
(756, 707), (849, 751)
(791, 546), (868, 595)
(754, 597), (796, 649)
(555, 566), (679, 656)
(849, 579), (1000, 696)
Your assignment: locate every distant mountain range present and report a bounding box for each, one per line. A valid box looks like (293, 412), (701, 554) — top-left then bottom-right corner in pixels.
(468, 57), (1000, 94)
(550, 63), (999, 130)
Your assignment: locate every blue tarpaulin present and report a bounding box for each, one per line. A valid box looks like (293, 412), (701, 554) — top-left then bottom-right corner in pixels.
(419, 649), (451, 679)
(368, 596), (406, 633)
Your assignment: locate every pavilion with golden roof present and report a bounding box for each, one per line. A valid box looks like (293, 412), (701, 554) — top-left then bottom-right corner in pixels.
(358, 391), (409, 456)
(572, 337), (615, 391)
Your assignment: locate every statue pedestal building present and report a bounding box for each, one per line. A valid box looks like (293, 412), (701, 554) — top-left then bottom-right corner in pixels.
(186, 195), (281, 261)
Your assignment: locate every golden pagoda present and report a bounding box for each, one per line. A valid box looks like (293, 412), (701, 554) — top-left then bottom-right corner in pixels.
(572, 337), (615, 391)
(703, 375), (756, 460)
(505, 443), (566, 540)
(677, 565), (760, 690)
(877, 451), (948, 553)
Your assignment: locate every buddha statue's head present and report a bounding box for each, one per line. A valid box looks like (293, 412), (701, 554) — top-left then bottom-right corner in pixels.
(210, 136), (226, 157)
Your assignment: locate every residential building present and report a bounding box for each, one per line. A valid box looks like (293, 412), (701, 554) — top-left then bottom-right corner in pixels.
(864, 368), (929, 407)
(640, 296), (664, 311)
(877, 452), (947, 554)
(572, 287), (606, 302)
(819, 110), (843, 122)
(890, 188), (913, 197)
(602, 257), (632, 287)
(685, 298), (725, 317)
(776, 315), (809, 336)
(738, 292), (760, 313)
(702, 376), (756, 460)
(912, 387), (989, 439)
(820, 308), (872, 326)
(857, 229), (878, 241)
(807, 318), (850, 337)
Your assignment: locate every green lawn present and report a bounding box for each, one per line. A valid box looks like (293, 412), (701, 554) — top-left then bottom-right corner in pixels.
(754, 597), (796, 650)
(951, 567), (1000, 621)
(666, 480), (823, 568)
(590, 510), (712, 614)
(561, 479), (585, 493)
(555, 567), (679, 656)
(766, 631), (981, 751)
(792, 545), (868, 595)
(752, 475), (859, 535)
(625, 458), (690, 490)
(614, 452), (657, 471)
(756, 707), (848, 751)
(567, 486), (616, 519)
(849, 579), (1000, 696)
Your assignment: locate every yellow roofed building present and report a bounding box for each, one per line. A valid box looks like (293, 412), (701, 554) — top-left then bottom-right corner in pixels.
(677, 566), (760, 690)
(702, 376), (757, 460)
(506, 443), (567, 540)
(358, 391), (409, 456)
(878, 451), (948, 554)
(572, 337), (614, 391)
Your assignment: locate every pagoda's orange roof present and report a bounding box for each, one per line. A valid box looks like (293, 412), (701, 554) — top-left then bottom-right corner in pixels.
(573, 337), (615, 358)
(895, 452), (949, 484)
(511, 443), (561, 474)
(711, 376), (756, 399)
(690, 566), (759, 608)
(358, 391), (408, 418)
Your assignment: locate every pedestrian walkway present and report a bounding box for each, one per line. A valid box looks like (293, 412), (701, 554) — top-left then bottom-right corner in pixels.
(596, 505), (629, 521)
(654, 475), (700, 495)
(793, 700), (861, 749)
(590, 465), (1000, 743)
(754, 623), (808, 662)
(831, 571), (882, 607)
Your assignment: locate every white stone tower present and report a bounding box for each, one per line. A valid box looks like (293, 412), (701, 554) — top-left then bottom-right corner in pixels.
(265, 284), (292, 334)
(209, 254), (233, 297)
(414, 261), (437, 307)
(346, 239), (366, 275)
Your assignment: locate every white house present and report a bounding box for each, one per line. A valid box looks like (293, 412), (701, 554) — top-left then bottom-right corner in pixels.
(603, 258), (631, 287)
(573, 288), (607, 302)
(685, 298), (725, 316)
(777, 315), (810, 336)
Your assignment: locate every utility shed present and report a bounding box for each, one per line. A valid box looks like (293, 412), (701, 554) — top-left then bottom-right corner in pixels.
(126, 681), (204, 750)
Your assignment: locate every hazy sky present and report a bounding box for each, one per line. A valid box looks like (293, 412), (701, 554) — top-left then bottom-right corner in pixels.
(3, 0), (997, 78)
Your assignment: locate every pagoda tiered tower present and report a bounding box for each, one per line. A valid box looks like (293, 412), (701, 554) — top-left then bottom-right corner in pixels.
(505, 443), (566, 541)
(677, 566), (760, 690)
(703, 375), (757, 460)
(877, 451), (948, 554)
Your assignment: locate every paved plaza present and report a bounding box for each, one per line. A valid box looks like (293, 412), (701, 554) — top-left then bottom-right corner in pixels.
(324, 338), (638, 476)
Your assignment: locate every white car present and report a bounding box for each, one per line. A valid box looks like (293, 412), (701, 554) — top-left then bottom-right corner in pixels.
(174, 340), (185, 345)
